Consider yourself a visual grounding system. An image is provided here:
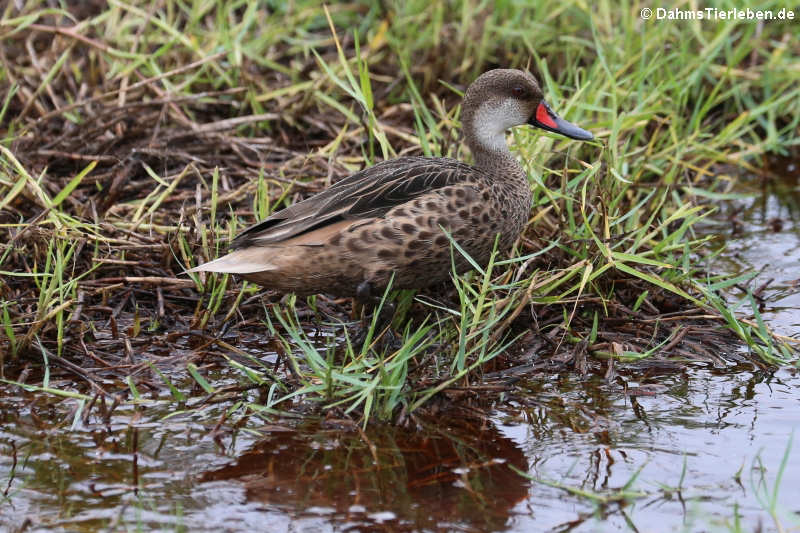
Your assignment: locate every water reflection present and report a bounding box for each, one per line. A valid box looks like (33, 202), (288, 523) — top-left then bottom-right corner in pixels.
(1, 364), (798, 532)
(498, 366), (800, 531)
(201, 415), (529, 531)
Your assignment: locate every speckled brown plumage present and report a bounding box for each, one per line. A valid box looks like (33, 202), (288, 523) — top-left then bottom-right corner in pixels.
(190, 69), (593, 296)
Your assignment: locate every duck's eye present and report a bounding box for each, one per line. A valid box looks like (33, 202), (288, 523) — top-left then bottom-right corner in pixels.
(512, 86), (525, 97)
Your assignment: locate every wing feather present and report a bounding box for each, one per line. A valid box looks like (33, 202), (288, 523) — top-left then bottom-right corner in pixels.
(231, 156), (482, 248)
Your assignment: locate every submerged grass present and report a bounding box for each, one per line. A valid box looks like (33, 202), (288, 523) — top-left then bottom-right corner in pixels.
(0, 0), (798, 423)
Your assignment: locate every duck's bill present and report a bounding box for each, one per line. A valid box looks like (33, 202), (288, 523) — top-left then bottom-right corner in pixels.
(529, 101), (593, 141)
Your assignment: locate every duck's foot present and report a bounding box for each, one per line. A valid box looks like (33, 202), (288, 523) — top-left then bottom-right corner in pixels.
(348, 323), (402, 355)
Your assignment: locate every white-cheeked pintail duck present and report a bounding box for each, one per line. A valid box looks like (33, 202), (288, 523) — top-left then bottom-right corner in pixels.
(190, 69), (593, 298)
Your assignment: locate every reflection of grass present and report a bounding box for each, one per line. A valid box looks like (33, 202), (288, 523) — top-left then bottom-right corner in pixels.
(683, 435), (799, 533)
(751, 432), (796, 533)
(510, 462), (651, 529)
(0, 0), (798, 424)
(514, 463), (649, 504)
(511, 441), (799, 533)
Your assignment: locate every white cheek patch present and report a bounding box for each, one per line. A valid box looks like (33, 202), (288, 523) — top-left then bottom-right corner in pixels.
(472, 99), (528, 152)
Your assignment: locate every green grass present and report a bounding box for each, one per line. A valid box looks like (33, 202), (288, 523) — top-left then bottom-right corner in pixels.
(751, 431), (796, 532)
(0, 0), (798, 422)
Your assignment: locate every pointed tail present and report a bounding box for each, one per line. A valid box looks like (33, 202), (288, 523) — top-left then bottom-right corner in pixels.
(187, 248), (276, 274)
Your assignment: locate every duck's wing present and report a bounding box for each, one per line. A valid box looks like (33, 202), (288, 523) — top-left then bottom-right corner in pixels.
(231, 156), (483, 248)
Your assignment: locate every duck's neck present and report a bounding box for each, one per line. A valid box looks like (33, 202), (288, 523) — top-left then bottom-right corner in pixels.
(462, 110), (526, 179)
(470, 144), (524, 176)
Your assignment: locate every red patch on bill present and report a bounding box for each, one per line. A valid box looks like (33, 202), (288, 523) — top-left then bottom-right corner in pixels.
(536, 102), (557, 128)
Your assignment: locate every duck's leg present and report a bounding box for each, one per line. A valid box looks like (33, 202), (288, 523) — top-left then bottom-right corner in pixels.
(356, 280), (396, 324)
(355, 280), (375, 307)
(351, 280), (397, 351)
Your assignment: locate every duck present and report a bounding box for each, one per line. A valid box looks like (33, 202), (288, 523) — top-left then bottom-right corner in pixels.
(189, 69), (593, 300)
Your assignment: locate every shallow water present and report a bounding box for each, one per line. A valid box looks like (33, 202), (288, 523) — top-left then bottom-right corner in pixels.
(2, 165), (799, 532)
(697, 154), (800, 337)
(1, 365), (798, 532)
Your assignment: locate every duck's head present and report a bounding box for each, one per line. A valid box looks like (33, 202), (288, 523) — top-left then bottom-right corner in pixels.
(462, 69), (593, 153)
